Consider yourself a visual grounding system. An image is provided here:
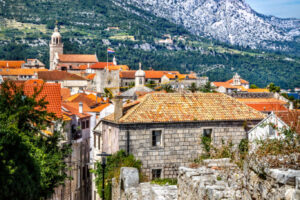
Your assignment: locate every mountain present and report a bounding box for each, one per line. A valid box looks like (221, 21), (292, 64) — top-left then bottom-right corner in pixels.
(0, 0), (299, 89)
(118, 0), (300, 50)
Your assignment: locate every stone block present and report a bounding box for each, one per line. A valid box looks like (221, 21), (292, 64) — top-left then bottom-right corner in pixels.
(268, 169), (300, 186)
(120, 167), (139, 191)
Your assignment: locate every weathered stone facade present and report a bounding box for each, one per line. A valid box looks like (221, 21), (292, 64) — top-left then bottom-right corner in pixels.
(102, 120), (259, 179)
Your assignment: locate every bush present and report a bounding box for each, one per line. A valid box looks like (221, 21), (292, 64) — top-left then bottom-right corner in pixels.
(95, 150), (142, 200)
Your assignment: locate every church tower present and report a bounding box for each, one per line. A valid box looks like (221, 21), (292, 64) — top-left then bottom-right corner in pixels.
(49, 25), (63, 70)
(135, 63), (145, 87)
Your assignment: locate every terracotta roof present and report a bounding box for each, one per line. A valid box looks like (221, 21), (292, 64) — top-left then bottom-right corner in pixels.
(0, 60), (25, 68)
(90, 103), (110, 112)
(226, 78), (249, 84)
(61, 88), (71, 100)
(38, 70), (87, 81)
(246, 103), (288, 112)
(85, 73), (96, 80)
(62, 102), (91, 119)
(86, 93), (108, 103)
(65, 93), (96, 107)
(213, 82), (246, 90)
(120, 70), (181, 79)
(104, 93), (265, 124)
(58, 54), (98, 63)
(276, 110), (300, 134)
(237, 98), (286, 104)
(109, 65), (129, 71)
(0, 68), (48, 76)
(22, 81), (62, 118)
(90, 62), (114, 69)
(247, 89), (270, 93)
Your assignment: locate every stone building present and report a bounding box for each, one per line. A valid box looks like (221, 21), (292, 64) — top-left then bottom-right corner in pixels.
(95, 93), (264, 179)
(212, 73), (250, 93)
(23, 59), (45, 69)
(49, 25), (98, 70)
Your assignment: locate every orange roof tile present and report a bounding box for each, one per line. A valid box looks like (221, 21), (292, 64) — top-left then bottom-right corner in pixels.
(38, 70), (87, 81)
(104, 93), (265, 123)
(247, 89), (270, 93)
(62, 102), (91, 119)
(65, 93), (99, 107)
(275, 110), (300, 134)
(0, 60), (25, 68)
(213, 82), (246, 90)
(90, 103), (110, 112)
(246, 103), (288, 112)
(0, 68), (48, 76)
(91, 62), (114, 69)
(85, 73), (96, 80)
(22, 82), (62, 118)
(58, 54), (98, 63)
(226, 78), (249, 84)
(237, 98), (286, 104)
(61, 88), (71, 100)
(120, 70), (181, 79)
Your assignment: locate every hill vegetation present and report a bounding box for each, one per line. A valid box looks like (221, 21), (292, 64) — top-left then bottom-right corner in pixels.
(0, 0), (299, 88)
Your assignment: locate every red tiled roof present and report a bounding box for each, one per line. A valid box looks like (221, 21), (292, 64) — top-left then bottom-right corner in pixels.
(61, 88), (71, 100)
(62, 102), (91, 119)
(65, 93), (99, 107)
(276, 110), (300, 134)
(213, 82), (246, 90)
(0, 60), (25, 68)
(104, 93), (265, 123)
(58, 54), (98, 63)
(90, 62), (114, 69)
(38, 70), (87, 81)
(85, 73), (96, 80)
(0, 68), (48, 75)
(245, 103), (288, 112)
(22, 81), (62, 118)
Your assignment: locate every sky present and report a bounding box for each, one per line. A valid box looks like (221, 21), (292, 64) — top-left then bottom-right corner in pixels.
(246, 0), (300, 19)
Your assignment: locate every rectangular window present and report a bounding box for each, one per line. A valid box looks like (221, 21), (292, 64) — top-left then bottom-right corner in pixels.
(98, 134), (101, 150)
(269, 126), (275, 136)
(86, 120), (90, 128)
(83, 166), (86, 180)
(152, 130), (162, 147)
(203, 129), (212, 138)
(82, 120), (86, 129)
(94, 134), (96, 148)
(152, 169), (162, 180)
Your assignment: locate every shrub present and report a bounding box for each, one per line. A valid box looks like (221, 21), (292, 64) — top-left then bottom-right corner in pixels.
(151, 178), (177, 185)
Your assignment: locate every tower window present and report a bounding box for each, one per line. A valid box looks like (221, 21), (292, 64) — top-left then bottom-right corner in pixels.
(139, 78), (142, 85)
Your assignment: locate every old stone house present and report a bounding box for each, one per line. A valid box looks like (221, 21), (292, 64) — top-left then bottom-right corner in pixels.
(95, 93), (264, 179)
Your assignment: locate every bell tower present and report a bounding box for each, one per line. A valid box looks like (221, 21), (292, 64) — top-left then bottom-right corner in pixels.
(49, 24), (63, 70)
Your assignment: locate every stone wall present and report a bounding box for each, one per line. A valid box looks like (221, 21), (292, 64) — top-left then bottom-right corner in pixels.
(102, 121), (258, 180)
(178, 158), (300, 200)
(228, 92), (274, 98)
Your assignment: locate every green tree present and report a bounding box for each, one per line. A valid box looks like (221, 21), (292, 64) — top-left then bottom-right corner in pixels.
(268, 83), (281, 93)
(250, 84), (259, 89)
(188, 83), (199, 93)
(200, 81), (214, 93)
(0, 80), (71, 199)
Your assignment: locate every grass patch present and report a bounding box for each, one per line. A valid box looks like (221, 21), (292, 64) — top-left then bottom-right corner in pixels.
(151, 178), (177, 185)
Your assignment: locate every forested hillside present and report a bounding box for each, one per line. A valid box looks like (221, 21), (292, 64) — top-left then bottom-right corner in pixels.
(0, 0), (299, 88)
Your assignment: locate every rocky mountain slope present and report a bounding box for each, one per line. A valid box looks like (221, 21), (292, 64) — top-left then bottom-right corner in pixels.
(0, 0), (299, 88)
(119, 0), (300, 49)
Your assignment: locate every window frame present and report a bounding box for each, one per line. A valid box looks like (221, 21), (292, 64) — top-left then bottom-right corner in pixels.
(152, 168), (162, 180)
(152, 130), (163, 147)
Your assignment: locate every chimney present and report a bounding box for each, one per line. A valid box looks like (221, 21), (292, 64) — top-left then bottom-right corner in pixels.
(79, 102), (83, 114)
(113, 96), (123, 121)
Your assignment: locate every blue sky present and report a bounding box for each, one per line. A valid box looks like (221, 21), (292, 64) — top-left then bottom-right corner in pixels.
(246, 0), (300, 18)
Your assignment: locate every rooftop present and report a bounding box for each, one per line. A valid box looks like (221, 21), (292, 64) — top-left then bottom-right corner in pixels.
(38, 70), (87, 81)
(22, 80), (62, 118)
(0, 68), (48, 75)
(104, 93), (265, 124)
(276, 110), (300, 134)
(0, 60), (25, 68)
(58, 54), (98, 63)
(120, 70), (181, 79)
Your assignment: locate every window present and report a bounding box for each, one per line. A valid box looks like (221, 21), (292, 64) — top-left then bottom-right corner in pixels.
(269, 126), (275, 136)
(203, 129), (212, 138)
(152, 169), (162, 180)
(94, 134), (96, 148)
(86, 120), (90, 128)
(139, 78), (143, 85)
(152, 130), (162, 147)
(82, 120), (86, 129)
(98, 134), (101, 150)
